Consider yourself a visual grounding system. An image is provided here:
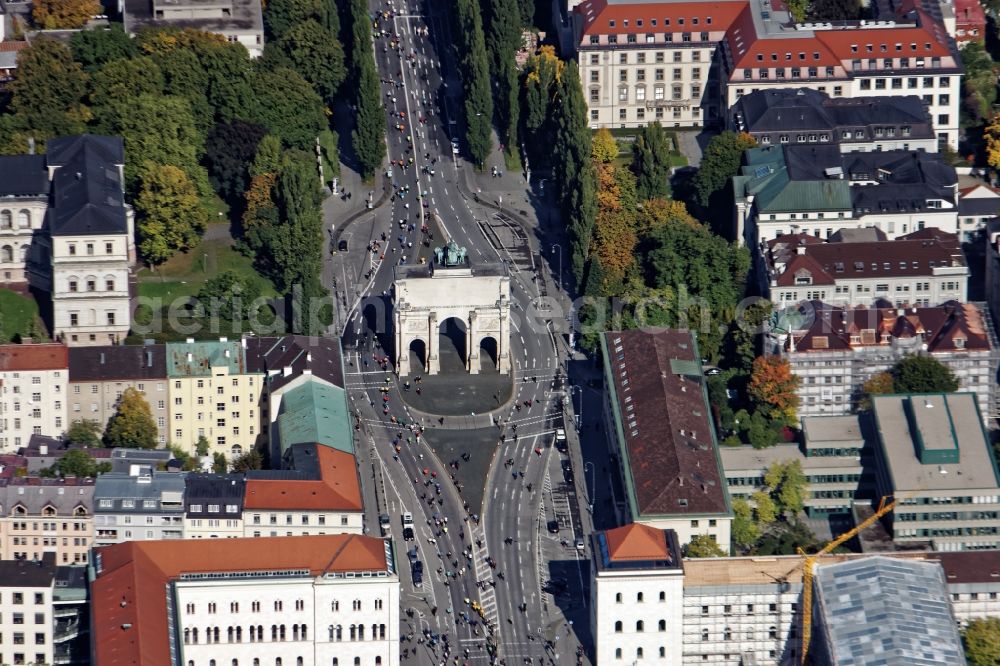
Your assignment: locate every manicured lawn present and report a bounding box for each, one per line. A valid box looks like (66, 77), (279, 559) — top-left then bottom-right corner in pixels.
(136, 232), (277, 304)
(0, 288), (42, 341)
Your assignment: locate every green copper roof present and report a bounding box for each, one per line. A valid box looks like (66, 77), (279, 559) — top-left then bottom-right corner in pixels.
(733, 145), (852, 213)
(165, 340), (247, 377)
(276, 378), (353, 455)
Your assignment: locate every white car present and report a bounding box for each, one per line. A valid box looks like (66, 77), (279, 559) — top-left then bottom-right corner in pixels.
(451, 141), (459, 155)
(402, 512), (414, 527)
(555, 428), (566, 442)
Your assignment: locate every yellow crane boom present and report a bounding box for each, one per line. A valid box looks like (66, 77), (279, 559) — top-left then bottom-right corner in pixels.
(797, 496), (898, 664)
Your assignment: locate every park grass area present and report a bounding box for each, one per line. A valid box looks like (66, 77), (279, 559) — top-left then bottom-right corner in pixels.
(136, 231), (277, 303)
(605, 128), (688, 169)
(0, 288), (43, 341)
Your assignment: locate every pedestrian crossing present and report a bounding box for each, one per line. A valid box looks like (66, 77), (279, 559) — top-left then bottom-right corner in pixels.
(471, 524), (499, 629)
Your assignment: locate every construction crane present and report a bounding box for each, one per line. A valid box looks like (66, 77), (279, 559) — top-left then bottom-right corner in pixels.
(797, 495), (898, 665)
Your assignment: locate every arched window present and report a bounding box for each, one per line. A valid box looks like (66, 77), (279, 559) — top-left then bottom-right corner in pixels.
(659, 647), (665, 658)
(257, 625), (262, 640)
(214, 627), (220, 643)
(279, 625), (286, 641)
(236, 627), (242, 642)
(614, 648), (622, 660)
(272, 625), (278, 641)
(769, 626), (777, 639)
(188, 662), (194, 666)
(210, 660), (217, 666)
(378, 624), (386, 639)
(335, 625), (343, 641)
(250, 626), (257, 642)
(333, 660), (339, 666)
(331, 600), (340, 611)
(17, 210), (29, 228)
(615, 592), (622, 603)
(0, 210), (11, 229)
(637, 592), (644, 602)
(292, 625), (299, 641)
(184, 628), (191, 644)
(724, 627), (732, 641)
(701, 629), (709, 641)
(297, 659), (303, 666)
(350, 625), (356, 640)
(329, 625), (335, 640)
(192, 628), (199, 643)
(18, 245), (27, 261)
(1, 246), (13, 262)
(231, 444), (243, 457)
(636, 620), (644, 632)
(300, 624), (307, 640)
(275, 660), (282, 666)
(636, 648), (643, 659)
(353, 659), (360, 666)
(659, 591), (666, 601)
(614, 621), (622, 633)
(228, 627), (234, 642)
(375, 658), (382, 666)
(358, 624), (364, 640)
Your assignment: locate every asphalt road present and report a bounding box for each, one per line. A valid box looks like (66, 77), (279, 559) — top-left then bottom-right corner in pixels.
(334, 0), (586, 664)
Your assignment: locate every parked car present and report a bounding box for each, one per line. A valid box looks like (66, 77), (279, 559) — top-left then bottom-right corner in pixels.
(407, 547), (419, 564)
(403, 526), (414, 541)
(547, 520), (560, 534)
(575, 537), (586, 552)
(338, 239), (348, 252)
(402, 512), (414, 527)
(379, 513), (391, 536)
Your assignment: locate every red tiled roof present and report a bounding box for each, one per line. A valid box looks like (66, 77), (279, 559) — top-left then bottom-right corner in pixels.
(0, 344), (69, 372)
(244, 446), (362, 511)
(604, 329), (730, 518)
(577, 0), (748, 37)
(91, 534), (391, 666)
(604, 523), (672, 562)
(0, 41), (29, 53)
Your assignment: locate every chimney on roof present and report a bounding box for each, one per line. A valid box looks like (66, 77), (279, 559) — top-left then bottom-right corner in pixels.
(100, 352), (105, 365)
(187, 352), (193, 363)
(224, 349), (231, 359)
(146, 351), (153, 367)
(306, 352), (312, 363)
(796, 244), (806, 255)
(220, 337), (228, 343)
(27, 137), (35, 155)
(39, 445), (48, 456)
(283, 366), (292, 377)
(678, 476), (684, 486)
(186, 338), (195, 344)
(241, 337), (247, 349)
(701, 484), (708, 494)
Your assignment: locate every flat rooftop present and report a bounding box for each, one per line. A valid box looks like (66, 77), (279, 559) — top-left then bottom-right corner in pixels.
(872, 393), (1000, 492)
(801, 414), (864, 444)
(123, 0), (262, 33)
(720, 443), (862, 474)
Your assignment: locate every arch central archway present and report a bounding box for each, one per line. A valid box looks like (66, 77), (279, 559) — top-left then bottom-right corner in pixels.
(437, 317), (468, 373)
(407, 338), (427, 374)
(478, 336), (499, 373)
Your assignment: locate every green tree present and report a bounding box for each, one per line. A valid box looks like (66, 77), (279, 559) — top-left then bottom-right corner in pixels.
(261, 153), (324, 290)
(751, 489), (778, 524)
(553, 60), (597, 285)
(249, 66), (327, 149)
(748, 355), (801, 424)
(859, 371), (895, 410)
(348, 0), (386, 179)
(633, 121), (672, 200)
(693, 131), (757, 206)
(264, 19), (346, 103)
(168, 444), (200, 471)
(764, 460), (807, 515)
(48, 449), (110, 478)
(484, 0), (521, 152)
(454, 0), (494, 166)
(892, 355), (960, 393)
(89, 56), (164, 107)
(32, 0), (100, 29)
(522, 46), (561, 143)
(104, 387), (158, 449)
(7, 37), (91, 142)
(135, 163), (208, 266)
(64, 419), (102, 447)
(684, 534), (727, 558)
(195, 436), (211, 457)
(264, 0), (337, 40)
(807, 0), (860, 20)
(93, 93), (209, 196)
(732, 498), (761, 550)
(964, 617), (1000, 666)
(961, 41), (997, 127)
(204, 121), (268, 202)
(591, 128), (618, 164)
(251, 134), (284, 178)
(70, 24), (136, 73)
(212, 452), (228, 473)
(232, 449), (264, 472)
(197, 270), (265, 323)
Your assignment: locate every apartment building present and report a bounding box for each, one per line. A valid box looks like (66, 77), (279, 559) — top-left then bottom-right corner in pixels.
(722, 414), (872, 518)
(0, 154), (49, 286)
(243, 443), (364, 537)
(730, 88), (937, 153)
(121, 0), (264, 57)
(953, 0), (986, 44)
(773, 301), (999, 418)
(959, 183), (1000, 242)
(92, 468), (185, 546)
(0, 478), (94, 565)
(872, 393), (1000, 551)
(90, 535), (400, 666)
(591, 524), (685, 665)
(67, 344), (169, 445)
(572, 0), (962, 147)
(166, 338), (262, 458)
(732, 144), (959, 246)
(761, 227), (968, 307)
(0, 344), (69, 453)
(183, 473), (246, 539)
(812, 557), (966, 665)
(601, 329), (733, 550)
(0, 554), (57, 666)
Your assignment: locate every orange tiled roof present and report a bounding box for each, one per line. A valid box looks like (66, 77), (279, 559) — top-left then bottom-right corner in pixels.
(91, 534), (391, 665)
(244, 446), (362, 511)
(577, 0), (749, 37)
(0, 344), (69, 372)
(604, 523), (672, 562)
(0, 41), (29, 53)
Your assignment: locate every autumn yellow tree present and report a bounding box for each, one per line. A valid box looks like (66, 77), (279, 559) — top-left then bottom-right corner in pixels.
(748, 355), (801, 425)
(591, 128), (618, 164)
(32, 0), (100, 29)
(858, 371), (894, 410)
(590, 164), (638, 289)
(986, 114), (1000, 171)
(636, 197), (699, 235)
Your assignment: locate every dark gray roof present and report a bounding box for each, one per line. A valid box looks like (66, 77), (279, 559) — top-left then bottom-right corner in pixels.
(0, 155), (48, 197)
(0, 478), (95, 515)
(245, 336), (346, 391)
(93, 471), (185, 513)
(245, 443), (322, 480)
(108, 448), (172, 474)
(733, 88), (933, 140)
(959, 197), (1000, 217)
(184, 473), (246, 516)
(46, 135), (128, 237)
(0, 553), (57, 587)
(68, 344), (167, 382)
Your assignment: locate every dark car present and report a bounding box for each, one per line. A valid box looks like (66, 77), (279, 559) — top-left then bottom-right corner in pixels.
(337, 239), (348, 252)
(547, 520), (560, 534)
(413, 560), (424, 574)
(407, 547), (419, 564)
(543, 579), (568, 594)
(403, 526), (414, 541)
(412, 567), (423, 586)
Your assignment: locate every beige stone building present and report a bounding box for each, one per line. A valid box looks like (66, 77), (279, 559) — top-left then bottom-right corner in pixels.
(0, 478), (94, 565)
(67, 344), (169, 445)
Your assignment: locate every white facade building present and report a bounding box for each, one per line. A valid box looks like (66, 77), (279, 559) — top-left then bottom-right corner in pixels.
(591, 524), (685, 665)
(91, 535), (400, 666)
(0, 554), (57, 666)
(0, 344), (68, 452)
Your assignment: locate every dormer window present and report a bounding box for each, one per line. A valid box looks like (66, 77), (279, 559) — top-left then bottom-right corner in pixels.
(955, 337), (966, 349)
(794, 272), (813, 285)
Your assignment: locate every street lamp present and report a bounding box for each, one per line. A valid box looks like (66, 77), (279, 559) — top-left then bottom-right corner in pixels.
(570, 385), (583, 431)
(584, 461), (595, 514)
(550, 244), (562, 291)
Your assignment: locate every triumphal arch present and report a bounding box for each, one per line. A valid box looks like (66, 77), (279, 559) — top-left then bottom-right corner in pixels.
(393, 241), (511, 376)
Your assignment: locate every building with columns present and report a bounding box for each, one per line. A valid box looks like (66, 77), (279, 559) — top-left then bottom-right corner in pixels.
(393, 241), (511, 376)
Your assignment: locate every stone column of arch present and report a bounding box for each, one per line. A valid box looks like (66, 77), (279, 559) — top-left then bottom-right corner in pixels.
(498, 300), (511, 374)
(467, 310), (479, 374)
(426, 311), (438, 375)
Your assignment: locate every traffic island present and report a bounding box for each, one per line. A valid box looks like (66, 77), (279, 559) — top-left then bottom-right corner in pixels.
(417, 426), (501, 515)
(397, 370), (513, 416)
